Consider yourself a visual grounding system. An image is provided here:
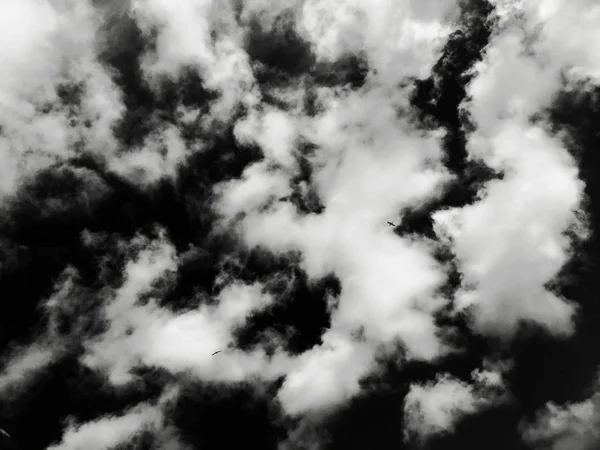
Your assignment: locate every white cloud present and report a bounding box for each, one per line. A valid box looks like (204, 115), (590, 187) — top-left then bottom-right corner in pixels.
(465, 27), (559, 136)
(523, 0), (600, 82)
(523, 388), (600, 450)
(0, 0), (213, 197)
(235, 106), (301, 170)
(108, 125), (188, 187)
(2, 0), (596, 445)
(432, 124), (586, 338)
(48, 404), (161, 450)
(215, 162), (293, 221)
(215, 71), (456, 416)
(277, 331), (374, 416)
(0, 266), (85, 401)
(403, 368), (507, 441)
(0, 0), (125, 199)
(429, 0), (591, 340)
(81, 230), (293, 386)
(48, 387), (185, 450)
(136, 281), (292, 383)
(132, 0), (259, 125)
(299, 0), (460, 82)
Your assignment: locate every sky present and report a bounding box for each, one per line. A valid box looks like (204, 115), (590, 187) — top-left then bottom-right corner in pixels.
(0, 0), (600, 448)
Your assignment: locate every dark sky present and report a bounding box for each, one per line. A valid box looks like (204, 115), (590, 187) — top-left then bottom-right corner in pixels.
(0, 0), (599, 449)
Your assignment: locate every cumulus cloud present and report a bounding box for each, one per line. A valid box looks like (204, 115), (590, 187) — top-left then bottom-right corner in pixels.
(216, 85), (456, 414)
(404, 367), (507, 442)
(132, 0), (259, 124)
(0, 0), (213, 199)
(428, 0), (590, 340)
(299, 0), (460, 81)
(0, 0), (598, 448)
(523, 380), (600, 450)
(0, 0), (126, 199)
(48, 386), (185, 450)
(432, 124), (586, 338)
(44, 0), (476, 426)
(81, 230), (292, 386)
(277, 331), (374, 416)
(209, 0), (585, 419)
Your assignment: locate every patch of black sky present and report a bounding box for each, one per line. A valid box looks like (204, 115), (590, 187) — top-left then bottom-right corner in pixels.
(151, 66), (219, 147)
(150, 245), (218, 312)
(395, 161), (500, 240)
(0, 430), (19, 450)
(403, 0), (499, 234)
(497, 81), (600, 419)
(411, 0), (495, 129)
(176, 120), (263, 226)
(321, 360), (522, 450)
(37, 81), (86, 127)
(97, 10), (151, 147)
(54, 115), (265, 315)
(312, 54), (370, 90)
(166, 380), (287, 450)
(273, 58), (370, 115)
(0, 150), (215, 347)
(0, 164), (113, 348)
(245, 11), (315, 88)
(337, 335), (493, 446)
(105, 119), (269, 313)
(82, 116), (262, 262)
(157, 241), (295, 313)
(55, 154), (199, 256)
(391, 0), (500, 372)
(318, 354), (469, 450)
(387, 0), (497, 360)
(278, 141), (325, 216)
(180, 122), (264, 195)
(0, 353), (165, 450)
(420, 404), (529, 450)
(233, 267), (340, 356)
(25, 265), (108, 342)
(65, 365), (166, 427)
(1, 160), (190, 280)
(427, 237), (494, 377)
(243, 10), (369, 111)
(2, 164), (110, 248)
(0, 244), (67, 349)
(320, 388), (410, 450)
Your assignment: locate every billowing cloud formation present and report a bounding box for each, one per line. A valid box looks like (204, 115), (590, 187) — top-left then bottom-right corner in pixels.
(0, 0), (597, 449)
(522, 371), (600, 450)
(47, 386), (186, 450)
(404, 368), (507, 441)
(433, 125), (585, 338)
(431, 0), (590, 340)
(0, 0), (124, 199)
(80, 230), (291, 386)
(524, 399), (599, 450)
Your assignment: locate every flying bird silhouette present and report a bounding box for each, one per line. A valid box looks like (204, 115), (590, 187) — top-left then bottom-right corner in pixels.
(0, 428), (10, 438)
(211, 351), (221, 356)
(387, 221), (396, 227)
